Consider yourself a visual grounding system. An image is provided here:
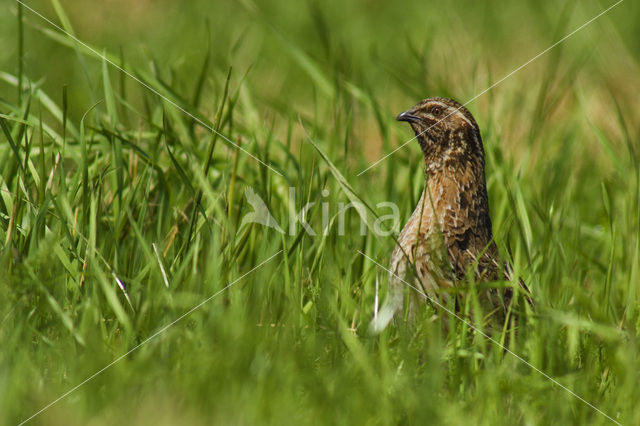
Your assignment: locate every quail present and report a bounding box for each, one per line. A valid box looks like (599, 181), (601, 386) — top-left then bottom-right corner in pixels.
(371, 97), (530, 332)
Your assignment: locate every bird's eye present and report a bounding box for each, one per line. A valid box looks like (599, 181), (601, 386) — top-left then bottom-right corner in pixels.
(431, 106), (443, 117)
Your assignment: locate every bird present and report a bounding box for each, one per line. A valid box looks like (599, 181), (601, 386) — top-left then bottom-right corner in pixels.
(370, 97), (531, 333)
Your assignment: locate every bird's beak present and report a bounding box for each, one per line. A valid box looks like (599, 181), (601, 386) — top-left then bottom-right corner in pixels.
(396, 110), (420, 123)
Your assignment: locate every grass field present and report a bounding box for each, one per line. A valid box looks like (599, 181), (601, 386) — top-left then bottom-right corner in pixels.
(1, 0), (639, 424)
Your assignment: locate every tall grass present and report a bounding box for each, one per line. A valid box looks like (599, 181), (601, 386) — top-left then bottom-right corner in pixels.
(1, 0), (639, 425)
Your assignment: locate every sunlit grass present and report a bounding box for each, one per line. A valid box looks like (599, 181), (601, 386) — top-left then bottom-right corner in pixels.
(1, 1), (639, 425)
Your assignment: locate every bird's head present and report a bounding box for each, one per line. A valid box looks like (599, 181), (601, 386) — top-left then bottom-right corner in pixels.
(397, 97), (485, 170)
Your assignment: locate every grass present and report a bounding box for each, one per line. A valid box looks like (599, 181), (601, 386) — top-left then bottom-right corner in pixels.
(1, 0), (639, 424)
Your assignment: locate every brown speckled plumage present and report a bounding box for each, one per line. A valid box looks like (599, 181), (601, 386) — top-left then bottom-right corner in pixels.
(372, 97), (530, 332)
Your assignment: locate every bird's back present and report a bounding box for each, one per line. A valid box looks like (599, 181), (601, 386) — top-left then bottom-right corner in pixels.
(390, 163), (498, 304)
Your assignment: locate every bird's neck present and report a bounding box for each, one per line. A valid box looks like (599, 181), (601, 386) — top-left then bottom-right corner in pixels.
(420, 127), (486, 176)
(424, 154), (485, 182)
(420, 159), (491, 229)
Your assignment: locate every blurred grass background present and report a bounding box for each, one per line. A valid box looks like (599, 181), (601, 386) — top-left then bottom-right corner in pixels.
(1, 0), (639, 424)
